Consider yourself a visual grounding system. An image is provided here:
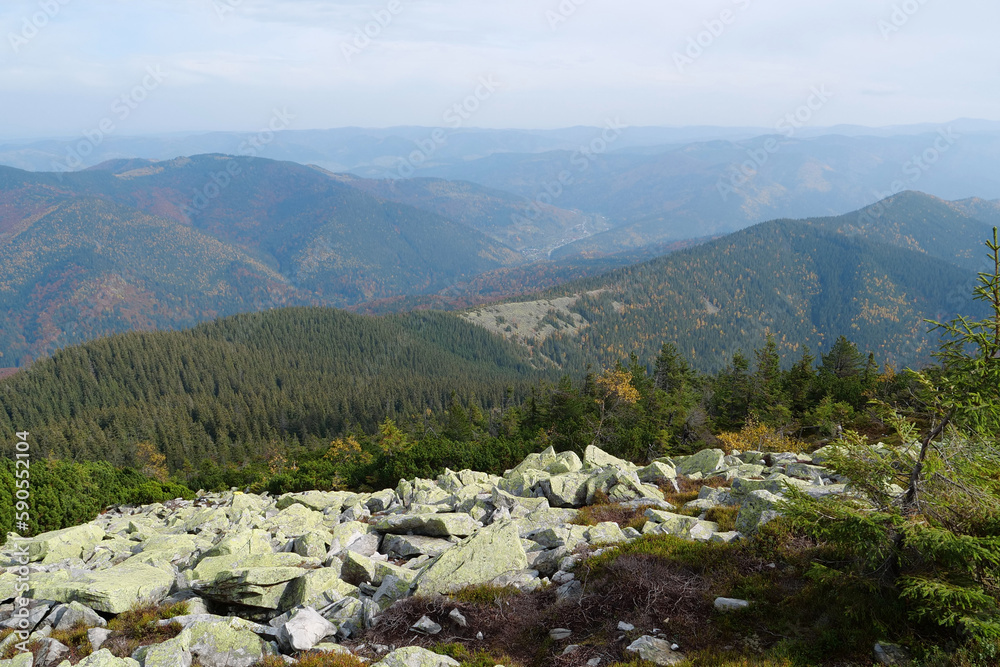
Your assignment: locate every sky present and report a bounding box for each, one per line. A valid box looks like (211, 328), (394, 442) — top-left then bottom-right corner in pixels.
(0, 0), (997, 138)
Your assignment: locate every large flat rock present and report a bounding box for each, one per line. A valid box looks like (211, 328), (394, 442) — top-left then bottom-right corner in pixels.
(415, 521), (527, 596)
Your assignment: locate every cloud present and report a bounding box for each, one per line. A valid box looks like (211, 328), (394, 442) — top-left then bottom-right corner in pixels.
(0, 0), (997, 136)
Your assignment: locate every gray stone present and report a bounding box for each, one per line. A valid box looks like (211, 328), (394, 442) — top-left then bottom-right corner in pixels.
(448, 608), (468, 627)
(33, 637), (69, 667)
(410, 615), (442, 635)
(374, 513), (480, 538)
(709, 531), (742, 544)
(88, 627), (113, 652)
(381, 534), (454, 559)
(52, 601), (107, 631)
(873, 642), (911, 665)
(625, 635), (685, 665)
(549, 628), (572, 640)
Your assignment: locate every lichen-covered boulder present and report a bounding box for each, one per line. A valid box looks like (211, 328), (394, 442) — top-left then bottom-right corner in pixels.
(73, 649), (140, 666)
(326, 521), (379, 557)
(735, 490), (783, 533)
(275, 490), (351, 513)
(132, 629), (192, 667)
(382, 534), (455, 558)
(186, 619), (268, 667)
(281, 567), (358, 609)
(29, 562), (173, 614)
(541, 473), (592, 507)
(190, 530), (273, 582)
(545, 451), (584, 475)
(262, 503), (325, 537)
(638, 461), (677, 485)
(498, 468), (551, 497)
(585, 521), (627, 545)
(509, 447), (559, 475)
(374, 646), (460, 667)
(0, 652), (33, 667)
(21, 524), (105, 564)
(204, 565), (307, 610)
(293, 532), (331, 558)
(674, 449), (726, 477)
(584, 445), (633, 470)
(415, 521), (528, 596)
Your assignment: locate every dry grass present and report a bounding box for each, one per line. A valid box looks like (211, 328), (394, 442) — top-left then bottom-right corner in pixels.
(451, 583), (523, 605)
(431, 643), (521, 667)
(103, 600), (188, 658)
(572, 502), (654, 531)
(362, 590), (552, 665)
(662, 476), (729, 508)
(252, 653), (366, 667)
(49, 621), (93, 662)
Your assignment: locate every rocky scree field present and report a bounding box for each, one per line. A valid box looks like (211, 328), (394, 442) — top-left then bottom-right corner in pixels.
(0, 443), (875, 667)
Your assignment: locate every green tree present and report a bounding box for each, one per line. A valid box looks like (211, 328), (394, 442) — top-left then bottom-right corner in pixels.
(750, 334), (789, 426)
(711, 350), (751, 429)
(653, 343), (692, 394)
(784, 345), (816, 417)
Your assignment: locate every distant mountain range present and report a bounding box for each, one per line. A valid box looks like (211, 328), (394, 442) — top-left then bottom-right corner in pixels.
(4, 122), (1000, 263)
(422, 131), (1000, 257)
(2, 139), (999, 371)
(0, 155), (615, 364)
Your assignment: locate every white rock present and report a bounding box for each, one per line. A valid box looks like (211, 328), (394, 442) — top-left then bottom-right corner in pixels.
(278, 606), (337, 652)
(714, 597), (750, 612)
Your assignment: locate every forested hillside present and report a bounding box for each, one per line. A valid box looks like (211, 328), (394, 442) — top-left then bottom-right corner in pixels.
(470, 193), (989, 372)
(0, 308), (539, 473)
(0, 197), (316, 364)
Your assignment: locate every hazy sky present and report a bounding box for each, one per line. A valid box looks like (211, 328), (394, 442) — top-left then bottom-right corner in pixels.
(1, 0), (997, 137)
